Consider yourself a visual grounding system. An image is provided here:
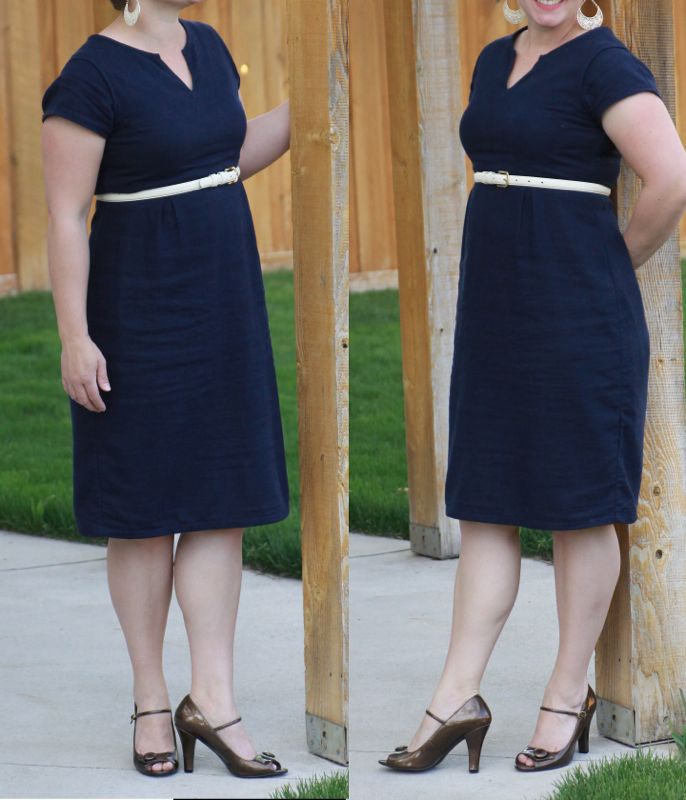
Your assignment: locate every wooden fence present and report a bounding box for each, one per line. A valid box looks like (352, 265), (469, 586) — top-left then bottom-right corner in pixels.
(0, 0), (291, 295)
(3, 0), (686, 294)
(350, 0), (686, 288)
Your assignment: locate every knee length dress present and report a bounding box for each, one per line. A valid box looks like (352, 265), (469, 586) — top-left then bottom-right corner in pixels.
(41, 18), (290, 539)
(445, 25), (660, 531)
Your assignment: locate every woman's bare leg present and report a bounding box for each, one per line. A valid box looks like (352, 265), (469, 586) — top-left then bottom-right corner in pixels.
(516, 523), (620, 767)
(406, 520), (521, 751)
(172, 527), (279, 769)
(107, 534), (176, 772)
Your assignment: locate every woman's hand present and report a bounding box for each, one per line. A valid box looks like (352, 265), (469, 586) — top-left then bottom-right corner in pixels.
(61, 334), (111, 412)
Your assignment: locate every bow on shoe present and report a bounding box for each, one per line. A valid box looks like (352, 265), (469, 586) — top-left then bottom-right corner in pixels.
(141, 750), (176, 762)
(253, 751), (282, 768)
(520, 746), (556, 759)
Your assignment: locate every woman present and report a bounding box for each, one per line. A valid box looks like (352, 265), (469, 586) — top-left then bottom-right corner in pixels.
(41, 0), (290, 779)
(380, 0), (686, 774)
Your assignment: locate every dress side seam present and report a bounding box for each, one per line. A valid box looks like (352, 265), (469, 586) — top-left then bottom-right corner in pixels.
(598, 214), (626, 522)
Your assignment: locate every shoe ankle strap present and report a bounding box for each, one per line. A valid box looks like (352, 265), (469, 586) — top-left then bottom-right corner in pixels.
(130, 707), (172, 723)
(213, 716), (242, 731)
(539, 705), (587, 720)
(425, 708), (447, 725)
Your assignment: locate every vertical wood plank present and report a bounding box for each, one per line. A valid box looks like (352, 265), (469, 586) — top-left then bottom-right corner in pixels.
(595, 0), (686, 745)
(350, 0), (396, 273)
(383, 0), (465, 557)
(8, 0), (46, 291)
(0, 0), (18, 296)
(225, 0), (292, 267)
(229, 1), (271, 256)
(262, 0), (291, 258)
(287, 0), (349, 764)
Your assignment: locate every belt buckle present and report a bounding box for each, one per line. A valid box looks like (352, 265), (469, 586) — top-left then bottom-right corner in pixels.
(497, 169), (510, 188)
(223, 165), (240, 183)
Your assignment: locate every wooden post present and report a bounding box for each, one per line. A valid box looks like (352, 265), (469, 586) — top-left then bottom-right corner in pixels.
(287, 0), (349, 764)
(382, 0), (466, 557)
(674, 0), (686, 255)
(595, 0), (686, 745)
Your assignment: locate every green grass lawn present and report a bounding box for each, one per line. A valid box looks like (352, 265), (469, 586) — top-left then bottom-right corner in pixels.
(0, 270), (301, 578)
(269, 770), (348, 799)
(541, 749), (686, 800)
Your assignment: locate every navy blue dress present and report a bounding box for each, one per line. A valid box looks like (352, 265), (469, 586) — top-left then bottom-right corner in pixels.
(41, 18), (290, 538)
(445, 26), (661, 531)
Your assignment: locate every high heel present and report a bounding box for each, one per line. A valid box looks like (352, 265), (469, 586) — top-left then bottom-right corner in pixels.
(130, 704), (179, 777)
(514, 683), (597, 772)
(464, 722), (490, 772)
(174, 693), (288, 778)
(578, 709), (591, 754)
(378, 693), (492, 773)
(177, 727), (196, 772)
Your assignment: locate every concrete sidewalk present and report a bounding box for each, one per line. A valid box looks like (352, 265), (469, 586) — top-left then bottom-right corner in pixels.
(349, 532), (676, 800)
(0, 529), (344, 800)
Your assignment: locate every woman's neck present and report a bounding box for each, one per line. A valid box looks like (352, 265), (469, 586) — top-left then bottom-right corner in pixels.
(520, 20), (582, 53)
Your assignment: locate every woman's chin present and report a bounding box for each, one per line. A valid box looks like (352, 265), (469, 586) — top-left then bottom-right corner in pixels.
(527, 0), (571, 26)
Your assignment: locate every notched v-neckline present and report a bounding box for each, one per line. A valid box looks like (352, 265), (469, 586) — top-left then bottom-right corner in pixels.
(504, 24), (603, 92)
(91, 16), (195, 94)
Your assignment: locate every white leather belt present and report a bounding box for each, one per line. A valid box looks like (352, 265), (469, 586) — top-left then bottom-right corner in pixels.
(474, 170), (611, 196)
(94, 166), (241, 202)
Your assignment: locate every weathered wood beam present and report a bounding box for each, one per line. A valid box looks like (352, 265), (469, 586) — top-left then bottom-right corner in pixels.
(595, 0), (686, 746)
(287, 0), (349, 764)
(382, 0), (466, 557)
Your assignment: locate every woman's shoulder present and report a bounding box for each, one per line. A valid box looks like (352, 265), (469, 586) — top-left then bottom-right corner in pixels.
(187, 18), (230, 51)
(41, 46), (116, 138)
(582, 24), (630, 50)
(580, 26), (657, 80)
(579, 27), (661, 121)
(189, 20), (242, 85)
(478, 32), (511, 60)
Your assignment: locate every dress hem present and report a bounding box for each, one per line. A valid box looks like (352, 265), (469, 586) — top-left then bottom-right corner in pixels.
(75, 504), (290, 539)
(445, 502), (637, 531)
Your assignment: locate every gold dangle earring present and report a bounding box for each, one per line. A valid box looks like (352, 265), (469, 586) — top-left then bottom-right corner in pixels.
(123, 0), (141, 26)
(577, 0), (603, 30)
(502, 0), (526, 25)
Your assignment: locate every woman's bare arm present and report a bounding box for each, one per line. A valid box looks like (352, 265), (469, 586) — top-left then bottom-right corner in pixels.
(41, 116), (111, 412)
(602, 92), (686, 269)
(238, 98), (289, 181)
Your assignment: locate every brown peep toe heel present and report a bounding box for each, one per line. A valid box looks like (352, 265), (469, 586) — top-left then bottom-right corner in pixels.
(378, 693), (492, 773)
(174, 693), (287, 778)
(130, 704), (179, 777)
(514, 683), (597, 772)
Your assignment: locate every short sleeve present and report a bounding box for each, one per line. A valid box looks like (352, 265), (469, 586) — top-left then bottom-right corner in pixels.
(582, 45), (661, 123)
(41, 57), (115, 138)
